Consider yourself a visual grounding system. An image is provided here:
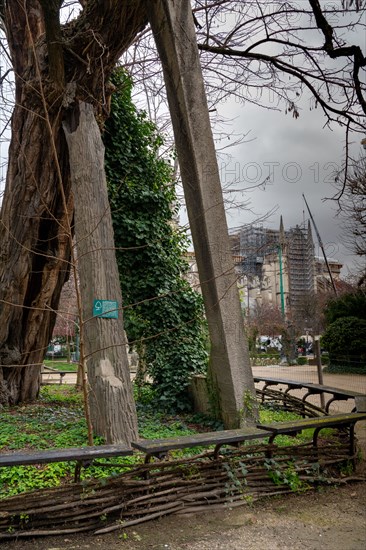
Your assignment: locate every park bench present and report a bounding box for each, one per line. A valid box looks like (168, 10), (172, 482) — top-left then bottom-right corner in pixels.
(131, 427), (270, 462)
(1, 410), (365, 485)
(257, 412), (366, 461)
(253, 376), (366, 413)
(0, 444), (133, 482)
(41, 365), (76, 385)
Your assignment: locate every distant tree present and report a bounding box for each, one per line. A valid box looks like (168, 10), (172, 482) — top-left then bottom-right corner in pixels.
(292, 291), (327, 337)
(280, 322), (298, 365)
(321, 316), (366, 370)
(336, 156), (366, 286)
(322, 286), (366, 370)
(52, 279), (77, 340)
(51, 279), (78, 363)
(248, 303), (285, 340)
(324, 290), (366, 325)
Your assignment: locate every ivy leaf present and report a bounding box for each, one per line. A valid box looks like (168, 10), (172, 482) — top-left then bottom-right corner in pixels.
(103, 69), (208, 411)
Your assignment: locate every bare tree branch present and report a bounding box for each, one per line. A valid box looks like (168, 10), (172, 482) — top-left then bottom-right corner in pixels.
(308, 0), (366, 114)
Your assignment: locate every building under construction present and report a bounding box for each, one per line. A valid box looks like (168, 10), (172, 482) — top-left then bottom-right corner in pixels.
(229, 217), (337, 319)
(185, 217), (342, 324)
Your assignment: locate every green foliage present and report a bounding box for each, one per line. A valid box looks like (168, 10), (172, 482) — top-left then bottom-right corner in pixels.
(322, 315), (365, 354)
(265, 459), (309, 492)
(0, 387), (336, 499)
(246, 326), (259, 355)
(0, 462), (73, 498)
(321, 316), (366, 371)
(0, 401), (87, 451)
(43, 360), (77, 372)
(240, 389), (257, 424)
(324, 290), (366, 325)
(0, 390), (88, 498)
(0, 385), (200, 498)
(222, 460), (248, 500)
(254, 352), (281, 359)
(321, 307), (366, 371)
(259, 407), (301, 424)
(297, 356), (308, 365)
(133, 384), (201, 456)
(103, 69), (207, 411)
(250, 355), (281, 366)
(258, 406), (315, 445)
(40, 385), (83, 405)
(323, 363), (366, 375)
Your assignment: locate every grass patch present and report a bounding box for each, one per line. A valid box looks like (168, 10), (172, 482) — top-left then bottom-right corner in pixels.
(43, 360), (78, 372)
(40, 385), (83, 405)
(258, 405), (324, 446)
(0, 384), (200, 497)
(0, 384), (329, 498)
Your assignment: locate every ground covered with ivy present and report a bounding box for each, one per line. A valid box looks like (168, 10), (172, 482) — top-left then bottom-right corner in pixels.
(1, 384), (365, 549)
(0, 384), (315, 499)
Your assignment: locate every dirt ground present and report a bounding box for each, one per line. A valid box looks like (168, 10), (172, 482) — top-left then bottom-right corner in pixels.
(46, 366), (366, 412)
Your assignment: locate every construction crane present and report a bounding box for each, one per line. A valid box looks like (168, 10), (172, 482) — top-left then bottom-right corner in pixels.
(302, 194), (338, 296)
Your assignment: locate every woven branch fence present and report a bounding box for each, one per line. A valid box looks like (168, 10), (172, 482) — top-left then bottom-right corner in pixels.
(255, 387), (325, 417)
(0, 438), (363, 540)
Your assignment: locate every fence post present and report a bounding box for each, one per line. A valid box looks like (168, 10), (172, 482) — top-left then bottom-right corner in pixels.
(315, 338), (326, 410)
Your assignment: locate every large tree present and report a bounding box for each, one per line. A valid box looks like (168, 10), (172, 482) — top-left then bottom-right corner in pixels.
(0, 1), (257, 431)
(0, 1), (365, 426)
(0, 1), (147, 436)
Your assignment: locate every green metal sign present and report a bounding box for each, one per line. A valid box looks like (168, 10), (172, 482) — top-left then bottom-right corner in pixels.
(93, 299), (119, 319)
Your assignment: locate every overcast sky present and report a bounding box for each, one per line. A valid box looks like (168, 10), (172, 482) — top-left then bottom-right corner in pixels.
(1, 2), (365, 278)
(213, 93), (364, 274)
(178, 90), (364, 275)
(178, 5), (366, 277)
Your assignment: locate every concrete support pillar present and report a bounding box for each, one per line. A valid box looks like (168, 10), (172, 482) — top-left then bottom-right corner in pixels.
(147, 0), (256, 427)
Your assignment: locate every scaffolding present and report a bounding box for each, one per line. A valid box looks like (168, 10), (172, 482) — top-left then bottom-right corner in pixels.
(286, 223), (315, 312)
(230, 220), (316, 317)
(233, 225), (279, 279)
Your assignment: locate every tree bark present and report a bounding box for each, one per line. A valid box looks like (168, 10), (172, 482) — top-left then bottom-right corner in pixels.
(63, 102), (138, 444)
(0, 3), (72, 404)
(0, 1), (147, 406)
(147, 0), (257, 428)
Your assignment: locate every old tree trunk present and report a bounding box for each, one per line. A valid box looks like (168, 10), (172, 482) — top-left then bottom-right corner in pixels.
(63, 103), (138, 443)
(0, 1), (146, 442)
(148, 1), (257, 427)
(0, 2), (73, 404)
(1, 0), (256, 432)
